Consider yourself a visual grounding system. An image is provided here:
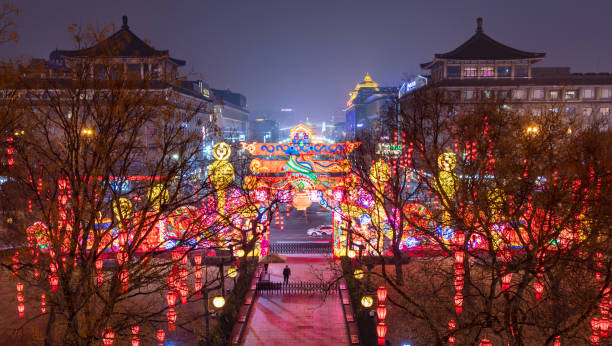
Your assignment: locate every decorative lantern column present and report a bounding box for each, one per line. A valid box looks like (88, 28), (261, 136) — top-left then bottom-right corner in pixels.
(376, 286), (388, 346)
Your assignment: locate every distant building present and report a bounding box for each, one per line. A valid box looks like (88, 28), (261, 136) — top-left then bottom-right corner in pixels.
(249, 118), (279, 143)
(413, 17), (612, 123)
(211, 88), (249, 142)
(344, 73), (398, 139)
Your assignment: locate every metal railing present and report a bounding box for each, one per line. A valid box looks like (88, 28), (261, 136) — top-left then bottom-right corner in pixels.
(256, 280), (338, 295)
(270, 242), (332, 254)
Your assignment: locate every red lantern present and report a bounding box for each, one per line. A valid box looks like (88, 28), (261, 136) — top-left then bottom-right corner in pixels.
(96, 272), (104, 287)
(16, 282), (23, 293)
(102, 328), (115, 346)
(194, 280), (203, 297)
(592, 318), (600, 333)
(120, 269), (129, 293)
(553, 336), (561, 346)
(454, 232), (465, 245)
(50, 262), (58, 273)
(171, 251), (180, 262)
(448, 319), (456, 331)
(377, 305), (387, 321)
(50, 274), (59, 291)
(194, 254), (202, 266)
(454, 293), (463, 314)
(534, 281), (544, 300)
(118, 232), (128, 247)
(454, 251), (464, 264)
(502, 273), (512, 291)
(180, 255), (187, 266)
(17, 293), (24, 303)
(376, 322), (387, 346)
(131, 325), (139, 335)
(180, 283), (189, 304)
(167, 308), (177, 331)
(180, 267), (188, 282)
(454, 276), (464, 292)
(454, 263), (465, 276)
(590, 333), (600, 345)
(377, 286), (387, 303)
(17, 302), (24, 318)
(166, 291), (177, 307)
(131, 337), (140, 346)
(157, 329), (166, 343)
(195, 268), (203, 280)
(600, 317), (609, 338)
(95, 259), (103, 271)
(449, 336), (456, 344)
(479, 338), (492, 346)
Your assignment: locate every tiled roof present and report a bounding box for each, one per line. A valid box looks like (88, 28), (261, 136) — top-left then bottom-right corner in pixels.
(421, 18), (545, 69)
(50, 16), (185, 66)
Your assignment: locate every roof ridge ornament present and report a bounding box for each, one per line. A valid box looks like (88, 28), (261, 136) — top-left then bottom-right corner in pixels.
(122, 15), (129, 29)
(476, 17), (483, 33)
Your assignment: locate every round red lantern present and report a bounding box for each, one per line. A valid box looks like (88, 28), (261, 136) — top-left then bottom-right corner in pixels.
(95, 259), (103, 271)
(376, 322), (387, 346)
(454, 292), (463, 314)
(454, 276), (464, 292)
(377, 305), (387, 321)
(194, 254), (202, 266)
(50, 274), (59, 291)
(591, 317), (600, 333)
(195, 268), (203, 280)
(157, 329), (165, 342)
(479, 338), (492, 346)
(179, 283), (189, 304)
(131, 336), (140, 346)
(590, 333), (600, 345)
(377, 286), (387, 303)
(16, 282), (23, 293)
(448, 319), (456, 331)
(17, 302), (24, 318)
(454, 251), (465, 264)
(449, 336), (456, 343)
(102, 328), (115, 346)
(534, 281), (544, 300)
(17, 292), (24, 303)
(131, 325), (139, 335)
(194, 279), (203, 296)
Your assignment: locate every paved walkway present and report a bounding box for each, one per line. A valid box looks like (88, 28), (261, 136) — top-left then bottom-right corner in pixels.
(242, 257), (349, 346)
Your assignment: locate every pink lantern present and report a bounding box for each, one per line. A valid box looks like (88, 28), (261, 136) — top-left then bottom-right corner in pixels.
(131, 325), (139, 335)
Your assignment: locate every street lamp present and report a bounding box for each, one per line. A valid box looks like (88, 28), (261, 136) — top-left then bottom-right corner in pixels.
(212, 296), (226, 309)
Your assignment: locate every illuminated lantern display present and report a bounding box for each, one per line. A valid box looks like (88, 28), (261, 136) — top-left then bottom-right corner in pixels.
(454, 292), (463, 314)
(591, 318), (600, 334)
(448, 319), (456, 331)
(112, 197), (133, 226)
(454, 251), (464, 264)
(501, 273), (512, 291)
(479, 338), (492, 346)
(17, 292), (24, 302)
(166, 308), (177, 331)
(179, 283), (189, 304)
(353, 269), (364, 280)
(131, 326), (139, 335)
(213, 296), (226, 308)
(131, 337), (139, 346)
(376, 322), (387, 346)
(95, 259), (103, 271)
(156, 329), (165, 345)
(17, 302), (24, 318)
(148, 184), (170, 208)
(194, 254), (202, 266)
(96, 272), (104, 287)
(534, 281), (544, 300)
(180, 267), (188, 282)
(228, 266), (238, 278)
(600, 317), (609, 338)
(236, 249), (245, 258)
(590, 333), (599, 345)
(166, 291), (177, 307)
(102, 328), (115, 345)
(194, 268), (203, 280)
(377, 286), (387, 303)
(377, 305), (387, 321)
(194, 280), (203, 297)
(50, 274), (59, 291)
(347, 249), (356, 259)
(361, 296), (373, 308)
(454, 276), (464, 292)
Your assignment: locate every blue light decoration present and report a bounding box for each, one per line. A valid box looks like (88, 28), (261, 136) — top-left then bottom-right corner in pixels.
(435, 225), (455, 240)
(403, 237), (419, 249)
(535, 176), (547, 191)
(359, 213), (371, 225)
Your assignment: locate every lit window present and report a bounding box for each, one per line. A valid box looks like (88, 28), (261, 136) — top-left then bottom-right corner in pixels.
(583, 107), (593, 116)
(463, 67), (477, 77)
(482, 90), (492, 99)
(532, 89), (544, 99)
(515, 65), (528, 77)
(600, 88), (612, 99)
(497, 66), (511, 77)
(479, 67), (494, 77)
(601, 107), (610, 116)
(513, 89), (526, 99)
(464, 90), (475, 100)
(564, 90), (577, 100)
(549, 90), (560, 100)
(565, 107), (575, 114)
(582, 88), (594, 99)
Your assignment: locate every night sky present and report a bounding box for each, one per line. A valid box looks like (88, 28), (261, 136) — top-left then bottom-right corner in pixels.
(2, 0), (612, 123)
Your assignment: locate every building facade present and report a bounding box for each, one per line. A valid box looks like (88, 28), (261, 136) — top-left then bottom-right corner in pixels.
(211, 88), (249, 142)
(249, 118), (280, 143)
(345, 74), (398, 139)
(414, 18), (612, 123)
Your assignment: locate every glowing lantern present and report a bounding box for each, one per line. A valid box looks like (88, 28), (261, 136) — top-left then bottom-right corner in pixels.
(454, 251), (464, 264)
(194, 268), (203, 280)
(361, 296), (373, 308)
(50, 262), (57, 273)
(600, 317), (609, 338)
(479, 338), (492, 346)
(180, 255), (188, 266)
(17, 293), (24, 303)
(131, 337), (140, 346)
(95, 259), (103, 271)
(112, 197), (132, 222)
(213, 296), (226, 308)
(377, 305), (387, 321)
(553, 336), (561, 346)
(377, 286), (387, 303)
(117, 252), (128, 266)
(590, 333), (600, 345)
(166, 291), (177, 307)
(534, 281), (544, 300)
(592, 318), (600, 333)
(292, 192), (312, 211)
(119, 269), (129, 293)
(96, 272), (104, 287)
(179, 283), (189, 304)
(454, 276), (464, 292)
(354, 269), (364, 280)
(454, 292), (463, 314)
(131, 326), (139, 335)
(180, 267), (188, 282)
(236, 249), (245, 258)
(454, 263), (465, 276)
(148, 184), (169, 206)
(157, 329), (165, 344)
(228, 266), (238, 278)
(194, 280), (203, 297)
(454, 232), (465, 245)
(166, 308), (177, 331)
(376, 322), (387, 345)
(502, 273), (512, 291)
(102, 328), (115, 345)
(194, 254), (202, 266)
(16, 282), (23, 293)
(448, 319), (456, 331)
(449, 336), (456, 344)
(50, 274), (59, 291)
(17, 302), (24, 318)
(347, 249), (356, 259)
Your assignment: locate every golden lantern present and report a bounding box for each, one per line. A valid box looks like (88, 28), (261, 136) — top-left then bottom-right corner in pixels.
(212, 142), (231, 160)
(354, 269), (364, 280)
(147, 184), (169, 206)
(347, 249), (356, 258)
(212, 296), (226, 309)
(370, 160), (390, 184)
(236, 249), (245, 257)
(228, 266), (238, 278)
(438, 152), (457, 172)
(112, 198), (132, 221)
(292, 191), (312, 211)
(361, 296), (374, 308)
(208, 160), (235, 188)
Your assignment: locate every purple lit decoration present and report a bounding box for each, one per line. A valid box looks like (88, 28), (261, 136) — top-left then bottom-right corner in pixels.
(332, 189), (344, 202)
(277, 190), (292, 203)
(358, 189), (374, 209)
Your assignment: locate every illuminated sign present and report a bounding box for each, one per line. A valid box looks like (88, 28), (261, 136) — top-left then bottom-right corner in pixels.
(399, 76), (427, 98)
(376, 143), (403, 157)
(281, 108), (293, 112)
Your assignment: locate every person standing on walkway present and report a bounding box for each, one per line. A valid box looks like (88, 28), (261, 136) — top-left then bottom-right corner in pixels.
(283, 265), (291, 284)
